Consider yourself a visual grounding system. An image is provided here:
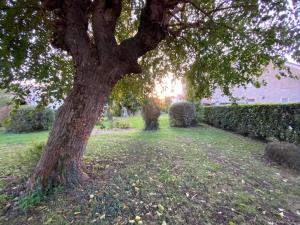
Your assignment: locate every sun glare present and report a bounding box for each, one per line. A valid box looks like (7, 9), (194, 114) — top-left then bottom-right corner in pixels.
(154, 74), (184, 99)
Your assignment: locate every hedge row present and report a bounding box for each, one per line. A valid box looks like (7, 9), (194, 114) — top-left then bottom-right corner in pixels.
(4, 106), (55, 133)
(203, 104), (300, 143)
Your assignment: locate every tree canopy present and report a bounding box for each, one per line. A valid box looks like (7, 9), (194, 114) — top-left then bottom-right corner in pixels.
(0, 0), (299, 103)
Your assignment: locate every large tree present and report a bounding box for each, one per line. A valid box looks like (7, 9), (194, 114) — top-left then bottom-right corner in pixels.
(0, 0), (299, 189)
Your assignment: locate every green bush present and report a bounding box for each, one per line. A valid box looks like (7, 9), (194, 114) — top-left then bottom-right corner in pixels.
(169, 102), (196, 127)
(96, 118), (106, 129)
(265, 142), (300, 170)
(113, 119), (130, 129)
(142, 101), (161, 131)
(18, 188), (43, 210)
(4, 107), (55, 133)
(204, 104), (300, 143)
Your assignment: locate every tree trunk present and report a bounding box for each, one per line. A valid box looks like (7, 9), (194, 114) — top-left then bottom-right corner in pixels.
(24, 0), (180, 190)
(28, 69), (113, 189)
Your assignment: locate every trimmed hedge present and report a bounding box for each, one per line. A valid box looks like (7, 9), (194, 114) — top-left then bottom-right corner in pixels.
(4, 107), (55, 133)
(265, 142), (300, 170)
(169, 102), (196, 127)
(204, 104), (300, 143)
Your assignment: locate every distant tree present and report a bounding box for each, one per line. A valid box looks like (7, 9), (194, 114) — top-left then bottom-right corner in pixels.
(0, 0), (299, 189)
(142, 98), (161, 131)
(110, 75), (153, 116)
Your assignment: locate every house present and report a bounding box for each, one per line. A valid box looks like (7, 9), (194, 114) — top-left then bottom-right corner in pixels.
(202, 62), (300, 105)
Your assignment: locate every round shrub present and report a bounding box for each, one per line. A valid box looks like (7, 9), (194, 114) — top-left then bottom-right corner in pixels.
(265, 142), (300, 170)
(142, 101), (161, 131)
(4, 107), (55, 133)
(169, 102), (196, 127)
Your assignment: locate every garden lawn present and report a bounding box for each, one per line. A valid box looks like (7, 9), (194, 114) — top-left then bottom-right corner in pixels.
(0, 114), (299, 225)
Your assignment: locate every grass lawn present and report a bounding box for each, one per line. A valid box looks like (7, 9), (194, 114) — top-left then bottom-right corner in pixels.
(0, 114), (299, 225)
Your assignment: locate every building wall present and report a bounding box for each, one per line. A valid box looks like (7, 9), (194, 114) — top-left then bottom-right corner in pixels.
(202, 62), (300, 105)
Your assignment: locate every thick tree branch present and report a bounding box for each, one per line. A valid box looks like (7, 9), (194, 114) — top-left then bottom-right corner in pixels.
(42, 0), (97, 74)
(118, 0), (181, 74)
(92, 0), (122, 57)
(62, 0), (92, 58)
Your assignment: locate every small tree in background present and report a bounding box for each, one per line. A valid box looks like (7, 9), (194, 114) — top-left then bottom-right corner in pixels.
(110, 74), (157, 116)
(142, 99), (161, 131)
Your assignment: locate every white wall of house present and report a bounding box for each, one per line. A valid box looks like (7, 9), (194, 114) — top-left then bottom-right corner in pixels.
(202, 62), (300, 105)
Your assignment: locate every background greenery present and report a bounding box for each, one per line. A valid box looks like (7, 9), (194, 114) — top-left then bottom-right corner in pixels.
(203, 103), (300, 143)
(4, 106), (55, 133)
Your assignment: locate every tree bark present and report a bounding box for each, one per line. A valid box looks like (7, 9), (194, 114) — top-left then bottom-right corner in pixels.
(28, 68), (114, 189)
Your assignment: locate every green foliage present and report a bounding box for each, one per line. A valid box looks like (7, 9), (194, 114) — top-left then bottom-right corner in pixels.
(1, 1), (299, 106)
(18, 188), (43, 210)
(195, 103), (205, 124)
(169, 102), (196, 127)
(4, 106), (55, 133)
(204, 104), (300, 143)
(110, 74), (157, 116)
(142, 100), (161, 131)
(18, 142), (45, 171)
(0, 1), (74, 107)
(110, 102), (122, 117)
(0, 89), (13, 107)
(265, 142), (300, 170)
(113, 119), (131, 129)
(183, 1), (300, 99)
(96, 120), (106, 129)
